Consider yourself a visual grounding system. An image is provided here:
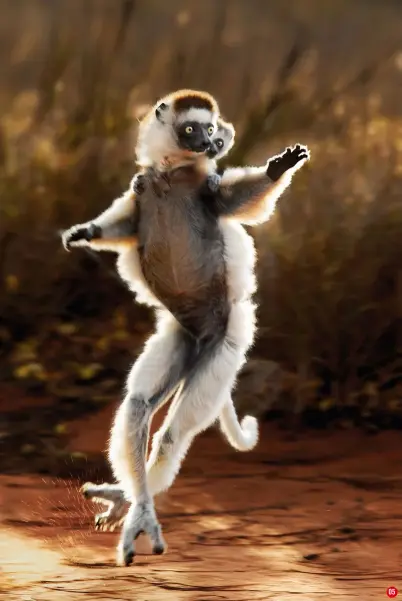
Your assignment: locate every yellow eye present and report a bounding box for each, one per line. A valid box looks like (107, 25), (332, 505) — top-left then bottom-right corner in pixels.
(207, 126), (214, 135)
(185, 126), (193, 134)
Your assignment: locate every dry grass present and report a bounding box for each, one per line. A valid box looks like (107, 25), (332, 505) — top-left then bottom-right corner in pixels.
(1, 0), (402, 414)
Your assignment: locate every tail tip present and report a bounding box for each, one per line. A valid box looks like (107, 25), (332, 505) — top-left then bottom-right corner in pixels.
(240, 415), (259, 449)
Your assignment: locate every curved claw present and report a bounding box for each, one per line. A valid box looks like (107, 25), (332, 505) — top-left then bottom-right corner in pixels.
(124, 549), (135, 566)
(94, 503), (127, 532)
(61, 232), (73, 252)
(94, 514), (103, 530)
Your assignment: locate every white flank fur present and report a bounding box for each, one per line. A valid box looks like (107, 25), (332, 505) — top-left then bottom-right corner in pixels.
(220, 219), (256, 303)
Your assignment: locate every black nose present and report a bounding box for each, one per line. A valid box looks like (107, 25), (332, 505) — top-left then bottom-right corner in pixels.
(207, 145), (218, 158)
(200, 140), (210, 150)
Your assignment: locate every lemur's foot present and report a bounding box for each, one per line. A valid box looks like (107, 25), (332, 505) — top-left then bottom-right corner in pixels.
(94, 503), (126, 532)
(81, 482), (128, 531)
(132, 173), (147, 195)
(205, 173), (221, 193)
(266, 144), (310, 181)
(62, 223), (102, 250)
(117, 501), (166, 566)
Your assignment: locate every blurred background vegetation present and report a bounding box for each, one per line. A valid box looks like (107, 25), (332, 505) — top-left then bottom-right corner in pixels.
(1, 0), (402, 432)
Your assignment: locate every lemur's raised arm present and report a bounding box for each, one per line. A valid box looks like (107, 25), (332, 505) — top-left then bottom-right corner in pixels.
(211, 145), (309, 225)
(62, 175), (143, 252)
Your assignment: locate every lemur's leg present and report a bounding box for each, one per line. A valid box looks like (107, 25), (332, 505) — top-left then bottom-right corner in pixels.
(118, 302), (251, 567)
(146, 300), (253, 498)
(84, 312), (193, 558)
(81, 385), (258, 531)
(82, 301), (257, 528)
(81, 389), (258, 532)
(82, 312), (190, 532)
(113, 312), (202, 566)
(83, 301), (258, 525)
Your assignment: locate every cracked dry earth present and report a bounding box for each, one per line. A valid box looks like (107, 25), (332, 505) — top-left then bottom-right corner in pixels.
(1, 404), (402, 600)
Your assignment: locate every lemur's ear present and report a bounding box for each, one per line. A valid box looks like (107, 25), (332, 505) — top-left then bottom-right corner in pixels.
(155, 102), (168, 121)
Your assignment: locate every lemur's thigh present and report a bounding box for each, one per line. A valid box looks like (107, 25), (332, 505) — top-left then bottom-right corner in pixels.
(126, 310), (195, 402)
(109, 310), (193, 446)
(158, 301), (253, 443)
(147, 316), (249, 497)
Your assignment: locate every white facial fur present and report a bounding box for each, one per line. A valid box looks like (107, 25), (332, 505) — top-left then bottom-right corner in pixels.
(135, 103), (178, 168)
(176, 107), (217, 126)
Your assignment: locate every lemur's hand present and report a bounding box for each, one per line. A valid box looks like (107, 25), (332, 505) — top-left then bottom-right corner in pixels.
(62, 223), (102, 251)
(266, 144), (310, 181)
(204, 173), (221, 194)
(132, 174), (147, 195)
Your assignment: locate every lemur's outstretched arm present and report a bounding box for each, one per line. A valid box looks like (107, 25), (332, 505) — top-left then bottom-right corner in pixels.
(212, 145), (309, 225)
(62, 175), (144, 252)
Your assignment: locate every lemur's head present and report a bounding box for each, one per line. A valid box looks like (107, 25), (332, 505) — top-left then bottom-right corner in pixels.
(206, 117), (235, 160)
(136, 89), (220, 169)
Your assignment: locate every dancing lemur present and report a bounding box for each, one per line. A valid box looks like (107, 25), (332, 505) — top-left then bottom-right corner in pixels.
(62, 89), (309, 566)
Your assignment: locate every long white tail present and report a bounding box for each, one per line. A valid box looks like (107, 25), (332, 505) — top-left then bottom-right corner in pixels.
(219, 398), (258, 451)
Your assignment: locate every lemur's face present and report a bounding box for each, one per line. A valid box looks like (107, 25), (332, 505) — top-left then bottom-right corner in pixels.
(155, 94), (219, 155)
(206, 135), (225, 159)
(206, 120), (235, 160)
(175, 120), (215, 153)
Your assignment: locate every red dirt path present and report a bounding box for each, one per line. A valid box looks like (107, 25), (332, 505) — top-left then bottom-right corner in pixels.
(1, 405), (402, 600)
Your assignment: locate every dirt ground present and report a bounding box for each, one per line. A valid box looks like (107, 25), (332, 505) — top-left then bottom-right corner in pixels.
(1, 397), (402, 601)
